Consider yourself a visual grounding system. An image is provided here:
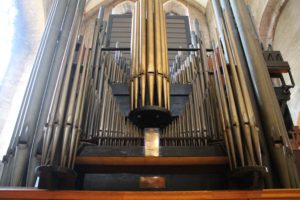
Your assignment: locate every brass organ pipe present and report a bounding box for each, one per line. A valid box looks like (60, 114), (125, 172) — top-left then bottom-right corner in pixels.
(222, 26), (256, 165)
(130, 3), (136, 110)
(195, 76), (205, 144)
(154, 0), (163, 107)
(134, 1), (140, 109)
(213, 0), (259, 166)
(230, 0), (299, 187)
(222, 4), (264, 166)
(161, 2), (170, 110)
(140, 0), (146, 107)
(211, 52), (236, 168)
(147, 0), (155, 106)
(217, 45), (244, 167)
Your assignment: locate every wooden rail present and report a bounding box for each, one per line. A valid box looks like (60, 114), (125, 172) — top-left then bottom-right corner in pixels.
(1, 189), (300, 199)
(75, 156), (228, 166)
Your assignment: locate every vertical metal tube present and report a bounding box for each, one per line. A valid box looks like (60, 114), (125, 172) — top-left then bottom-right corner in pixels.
(220, 0), (272, 184)
(230, 0), (299, 187)
(160, 2), (170, 110)
(68, 47), (89, 168)
(154, 0), (163, 107)
(147, 0), (155, 106)
(1, 0), (58, 186)
(8, 0), (70, 186)
(140, 0), (147, 107)
(48, 0), (85, 166)
(211, 0), (229, 63)
(61, 37), (85, 167)
(130, 3), (136, 110)
(26, 0), (79, 186)
(134, 2), (140, 109)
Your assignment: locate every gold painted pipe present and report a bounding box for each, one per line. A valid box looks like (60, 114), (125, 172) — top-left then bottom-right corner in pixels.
(154, 0), (163, 107)
(134, 1), (140, 109)
(159, 1), (168, 109)
(161, 2), (170, 110)
(130, 3), (137, 110)
(140, 0), (147, 107)
(147, 0), (155, 106)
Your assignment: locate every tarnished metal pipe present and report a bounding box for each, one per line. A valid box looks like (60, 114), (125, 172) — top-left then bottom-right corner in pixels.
(7, 0), (70, 186)
(26, 0), (79, 186)
(230, 0), (299, 188)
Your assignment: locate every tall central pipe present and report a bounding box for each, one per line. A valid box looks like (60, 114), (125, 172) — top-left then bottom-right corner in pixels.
(129, 0), (171, 128)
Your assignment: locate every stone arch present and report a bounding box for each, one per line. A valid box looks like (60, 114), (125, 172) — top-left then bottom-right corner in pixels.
(163, 0), (189, 16)
(259, 0), (287, 48)
(272, 0), (300, 123)
(112, 0), (135, 15)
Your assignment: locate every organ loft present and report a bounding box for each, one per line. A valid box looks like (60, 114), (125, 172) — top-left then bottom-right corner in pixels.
(1, 0), (300, 199)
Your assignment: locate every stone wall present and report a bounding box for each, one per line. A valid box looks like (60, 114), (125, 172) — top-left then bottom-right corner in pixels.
(273, 0), (300, 123)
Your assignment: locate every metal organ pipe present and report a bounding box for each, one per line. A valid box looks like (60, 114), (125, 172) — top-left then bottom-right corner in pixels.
(0, 0), (298, 190)
(130, 0), (170, 110)
(229, 0), (299, 188)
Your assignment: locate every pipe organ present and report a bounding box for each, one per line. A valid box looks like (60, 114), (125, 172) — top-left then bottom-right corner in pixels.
(0, 0), (299, 190)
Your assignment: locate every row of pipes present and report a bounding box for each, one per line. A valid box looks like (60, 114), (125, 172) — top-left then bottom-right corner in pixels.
(0, 0), (299, 189)
(0, 0), (86, 187)
(130, 0), (170, 110)
(0, 0), (142, 187)
(210, 0), (299, 188)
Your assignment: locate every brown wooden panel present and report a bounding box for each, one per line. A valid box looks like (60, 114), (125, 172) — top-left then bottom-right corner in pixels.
(0, 189), (300, 199)
(75, 156), (228, 166)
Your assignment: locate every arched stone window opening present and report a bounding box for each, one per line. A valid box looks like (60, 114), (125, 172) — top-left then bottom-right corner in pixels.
(164, 0), (189, 16)
(112, 0), (135, 15)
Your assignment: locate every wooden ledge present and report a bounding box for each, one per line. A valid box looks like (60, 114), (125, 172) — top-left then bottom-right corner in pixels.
(1, 189), (300, 199)
(75, 156), (228, 166)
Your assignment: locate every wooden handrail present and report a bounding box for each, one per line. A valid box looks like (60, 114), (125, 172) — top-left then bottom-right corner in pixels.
(75, 156), (228, 166)
(0, 189), (300, 199)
